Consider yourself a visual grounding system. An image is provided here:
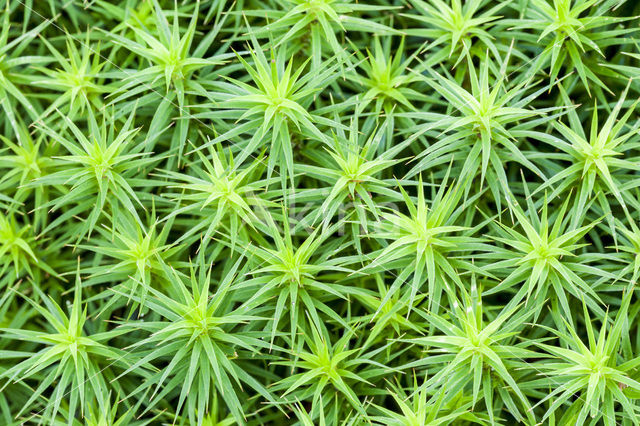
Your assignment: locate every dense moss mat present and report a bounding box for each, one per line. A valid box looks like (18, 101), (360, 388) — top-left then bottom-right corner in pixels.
(1, 0), (640, 424)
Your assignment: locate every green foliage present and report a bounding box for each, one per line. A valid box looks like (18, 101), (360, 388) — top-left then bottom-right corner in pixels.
(2, 0), (640, 425)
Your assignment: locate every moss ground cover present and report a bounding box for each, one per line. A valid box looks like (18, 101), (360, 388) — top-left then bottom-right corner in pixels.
(1, 0), (640, 424)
